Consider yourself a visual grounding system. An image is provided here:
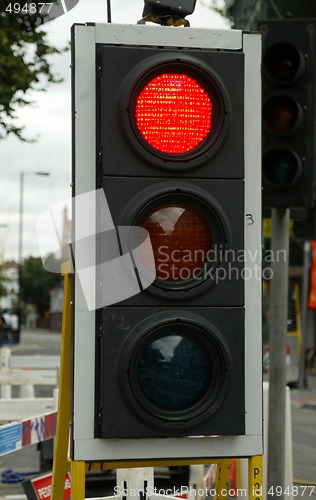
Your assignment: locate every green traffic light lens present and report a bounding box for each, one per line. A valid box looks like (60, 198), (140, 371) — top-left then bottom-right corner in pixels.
(263, 43), (305, 84)
(263, 95), (303, 136)
(263, 150), (302, 187)
(137, 332), (212, 411)
(129, 319), (230, 422)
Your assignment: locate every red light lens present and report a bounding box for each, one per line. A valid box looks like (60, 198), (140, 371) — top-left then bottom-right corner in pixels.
(135, 73), (212, 154)
(139, 203), (212, 282)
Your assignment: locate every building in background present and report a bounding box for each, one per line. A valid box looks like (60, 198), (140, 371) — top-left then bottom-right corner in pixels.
(0, 260), (19, 311)
(49, 205), (71, 331)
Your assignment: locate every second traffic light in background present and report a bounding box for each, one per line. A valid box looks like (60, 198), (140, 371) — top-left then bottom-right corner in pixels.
(259, 19), (316, 209)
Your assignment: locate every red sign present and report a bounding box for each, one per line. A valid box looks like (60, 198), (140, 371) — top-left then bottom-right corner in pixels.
(23, 472), (71, 500)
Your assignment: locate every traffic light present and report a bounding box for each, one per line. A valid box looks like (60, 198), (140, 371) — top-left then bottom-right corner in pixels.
(95, 40), (246, 440)
(259, 19), (316, 209)
(71, 24), (262, 462)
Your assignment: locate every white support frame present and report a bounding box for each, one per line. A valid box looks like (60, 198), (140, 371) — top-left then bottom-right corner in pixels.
(72, 23), (262, 461)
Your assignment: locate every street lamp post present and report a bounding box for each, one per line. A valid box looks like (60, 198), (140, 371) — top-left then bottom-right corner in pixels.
(18, 171), (50, 335)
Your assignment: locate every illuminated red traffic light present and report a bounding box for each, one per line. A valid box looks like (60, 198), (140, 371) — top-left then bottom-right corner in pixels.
(134, 73), (212, 154)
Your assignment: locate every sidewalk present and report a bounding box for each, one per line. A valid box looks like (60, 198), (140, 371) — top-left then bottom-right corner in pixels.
(10, 328), (61, 356)
(290, 373), (316, 410)
(289, 373), (316, 487)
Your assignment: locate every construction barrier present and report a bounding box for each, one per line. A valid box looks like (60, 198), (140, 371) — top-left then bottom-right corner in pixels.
(0, 346), (58, 464)
(0, 410), (57, 457)
(0, 347), (58, 421)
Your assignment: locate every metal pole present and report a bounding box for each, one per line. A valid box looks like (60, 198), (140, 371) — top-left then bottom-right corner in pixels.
(18, 172), (24, 266)
(298, 241), (311, 389)
(18, 173), (24, 337)
(106, 0), (112, 22)
(267, 207), (290, 498)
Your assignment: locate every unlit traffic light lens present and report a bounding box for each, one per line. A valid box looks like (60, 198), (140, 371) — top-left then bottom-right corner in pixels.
(263, 150), (301, 187)
(137, 332), (212, 412)
(128, 318), (230, 422)
(263, 43), (305, 84)
(263, 95), (303, 136)
(139, 202), (212, 282)
(135, 73), (212, 154)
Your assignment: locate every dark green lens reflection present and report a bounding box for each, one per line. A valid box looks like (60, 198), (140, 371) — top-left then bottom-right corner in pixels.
(137, 333), (212, 412)
(263, 150), (299, 186)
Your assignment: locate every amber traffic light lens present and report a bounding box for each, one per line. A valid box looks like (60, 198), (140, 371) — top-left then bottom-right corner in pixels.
(138, 202), (212, 282)
(263, 95), (303, 136)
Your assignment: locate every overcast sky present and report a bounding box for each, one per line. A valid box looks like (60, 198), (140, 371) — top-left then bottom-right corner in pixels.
(0, 0), (230, 263)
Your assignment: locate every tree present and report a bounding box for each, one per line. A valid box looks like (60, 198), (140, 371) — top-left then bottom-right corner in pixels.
(20, 256), (62, 317)
(0, 0), (64, 140)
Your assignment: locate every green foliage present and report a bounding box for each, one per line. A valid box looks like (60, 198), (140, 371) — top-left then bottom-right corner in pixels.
(20, 256), (62, 316)
(0, 0), (64, 140)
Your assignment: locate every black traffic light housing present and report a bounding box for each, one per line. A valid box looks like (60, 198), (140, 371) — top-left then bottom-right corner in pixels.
(259, 19), (316, 209)
(94, 43), (246, 439)
(71, 23), (262, 462)
(97, 307), (244, 438)
(95, 45), (245, 309)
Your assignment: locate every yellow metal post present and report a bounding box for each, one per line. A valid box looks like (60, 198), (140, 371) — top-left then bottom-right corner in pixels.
(51, 263), (72, 500)
(214, 459), (231, 500)
(235, 459), (242, 495)
(71, 461), (86, 500)
(249, 455), (263, 500)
